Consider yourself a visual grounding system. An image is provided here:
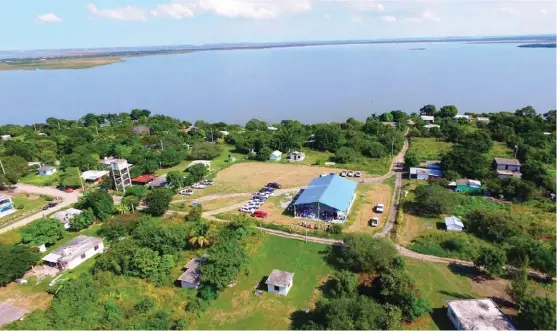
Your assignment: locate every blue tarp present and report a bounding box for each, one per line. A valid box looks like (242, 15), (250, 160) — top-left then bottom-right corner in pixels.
(293, 175), (357, 212)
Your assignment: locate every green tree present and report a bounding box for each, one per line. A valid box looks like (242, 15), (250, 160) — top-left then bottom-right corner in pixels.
(255, 146), (272, 161)
(437, 105), (458, 118)
(313, 124), (344, 152)
(460, 131), (493, 153)
(188, 142), (222, 160)
(515, 105), (537, 118)
(199, 238), (249, 290)
(413, 184), (457, 216)
(332, 235), (398, 272)
(507, 259), (530, 309)
(4, 140), (38, 161)
(245, 118), (268, 131)
(334, 147), (360, 164)
(188, 220), (212, 248)
(379, 113), (394, 122)
(160, 148), (185, 167)
(145, 188), (174, 216)
(473, 246), (507, 277)
(403, 151), (420, 171)
(185, 205), (203, 222)
(70, 209), (96, 231)
(124, 185), (149, 198)
(76, 190), (115, 221)
(0, 245), (40, 285)
(465, 209), (521, 243)
(20, 218), (64, 246)
(419, 104), (436, 116)
(167, 170), (185, 189)
(188, 163), (208, 180)
(363, 141), (387, 158)
(327, 270), (358, 298)
(0, 156), (28, 184)
(60, 167), (82, 188)
(516, 296), (556, 330)
(441, 146), (490, 179)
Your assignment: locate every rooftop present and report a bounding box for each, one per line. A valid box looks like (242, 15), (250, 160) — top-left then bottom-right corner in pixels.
(0, 302), (29, 326)
(420, 115), (435, 121)
(445, 216), (464, 228)
(456, 179), (482, 188)
(448, 298), (515, 330)
(148, 175), (168, 188)
(266, 269), (294, 288)
(293, 175), (357, 212)
(131, 174), (155, 183)
(38, 165), (55, 171)
(81, 170), (109, 180)
(177, 257), (205, 285)
(494, 158), (521, 166)
(51, 208), (82, 222)
(43, 236), (102, 264)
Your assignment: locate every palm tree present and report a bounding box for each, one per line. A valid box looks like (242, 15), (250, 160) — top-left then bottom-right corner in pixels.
(115, 203), (130, 215)
(188, 220), (211, 248)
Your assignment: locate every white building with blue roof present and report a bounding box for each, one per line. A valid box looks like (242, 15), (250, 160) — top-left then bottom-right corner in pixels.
(292, 175), (357, 222)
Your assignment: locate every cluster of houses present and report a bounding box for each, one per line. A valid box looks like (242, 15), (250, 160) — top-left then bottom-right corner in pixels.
(418, 114), (490, 131)
(269, 150), (306, 162)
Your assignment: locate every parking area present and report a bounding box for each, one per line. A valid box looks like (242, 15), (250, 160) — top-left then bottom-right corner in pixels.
(341, 182), (392, 234)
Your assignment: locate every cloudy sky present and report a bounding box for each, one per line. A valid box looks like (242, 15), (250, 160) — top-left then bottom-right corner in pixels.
(1, 0), (555, 50)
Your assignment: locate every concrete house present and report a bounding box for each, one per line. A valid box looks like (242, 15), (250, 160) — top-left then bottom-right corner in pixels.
(476, 117), (490, 123)
(493, 158), (521, 179)
(454, 114), (472, 121)
(51, 208), (82, 229)
(269, 150), (282, 161)
(450, 179), (482, 193)
(266, 269), (294, 296)
(42, 236), (104, 270)
(420, 115), (435, 123)
(0, 195), (16, 218)
(424, 124), (441, 131)
(1, 135), (11, 141)
(445, 216), (464, 232)
(447, 298), (515, 330)
(288, 151), (305, 162)
(37, 165), (56, 176)
(178, 257), (205, 289)
(81, 170), (110, 183)
(410, 161), (442, 180)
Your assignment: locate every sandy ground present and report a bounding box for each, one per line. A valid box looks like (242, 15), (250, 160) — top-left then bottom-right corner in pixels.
(0, 283), (53, 311)
(345, 183), (392, 234)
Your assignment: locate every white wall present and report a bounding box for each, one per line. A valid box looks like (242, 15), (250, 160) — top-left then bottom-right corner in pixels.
(447, 306), (462, 330)
(446, 225), (463, 232)
(65, 241), (104, 270)
(267, 283), (292, 296)
(180, 280), (200, 289)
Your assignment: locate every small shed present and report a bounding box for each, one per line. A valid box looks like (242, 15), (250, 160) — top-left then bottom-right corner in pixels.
(454, 114), (472, 121)
(1, 135), (11, 141)
(447, 298), (515, 330)
(445, 216), (464, 232)
(424, 124), (441, 131)
(410, 167), (429, 180)
(177, 257), (205, 289)
(37, 165), (56, 176)
(476, 117), (490, 123)
(267, 126), (278, 131)
(80, 170), (109, 183)
(266, 269), (294, 296)
(455, 179), (482, 193)
(288, 151), (305, 162)
(269, 150), (282, 161)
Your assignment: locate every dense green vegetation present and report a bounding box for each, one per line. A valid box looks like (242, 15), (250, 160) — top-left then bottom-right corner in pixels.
(0, 245), (40, 285)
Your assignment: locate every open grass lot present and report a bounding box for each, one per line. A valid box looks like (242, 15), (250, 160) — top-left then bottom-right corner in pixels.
(488, 141), (515, 159)
(21, 172), (60, 186)
(191, 235), (332, 330)
(344, 183), (391, 234)
(0, 194), (50, 227)
(408, 138), (452, 161)
(295, 148), (391, 175)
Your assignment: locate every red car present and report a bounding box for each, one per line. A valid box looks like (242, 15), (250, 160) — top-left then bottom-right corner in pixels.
(64, 187), (74, 193)
(252, 210), (268, 218)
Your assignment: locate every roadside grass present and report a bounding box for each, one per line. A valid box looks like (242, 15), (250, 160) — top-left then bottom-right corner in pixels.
(452, 194), (510, 217)
(0, 194), (50, 227)
(191, 234), (333, 330)
(0, 228), (22, 244)
(403, 258), (481, 330)
(21, 173), (60, 186)
(409, 230), (494, 261)
(408, 138), (452, 161)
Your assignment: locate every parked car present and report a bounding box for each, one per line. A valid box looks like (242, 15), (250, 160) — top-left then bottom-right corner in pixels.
(354, 171), (361, 178)
(64, 187), (74, 193)
(56, 185), (65, 191)
(200, 180), (214, 185)
(369, 217), (379, 227)
(340, 171), (347, 177)
(267, 182), (282, 189)
(252, 210), (268, 218)
(375, 203), (385, 213)
(330, 172), (336, 176)
(240, 206), (256, 213)
(347, 171), (354, 177)
(42, 201), (58, 210)
(179, 189), (194, 195)
(320, 172), (328, 177)
(191, 183), (206, 189)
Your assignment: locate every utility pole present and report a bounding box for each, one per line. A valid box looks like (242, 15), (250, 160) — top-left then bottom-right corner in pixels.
(160, 140), (164, 151)
(76, 168), (85, 191)
(514, 144), (518, 158)
(0, 159), (5, 174)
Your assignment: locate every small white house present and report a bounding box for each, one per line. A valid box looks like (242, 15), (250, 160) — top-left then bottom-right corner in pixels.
(424, 124), (441, 131)
(445, 216), (464, 232)
(476, 117), (490, 123)
(80, 170), (109, 183)
(37, 165), (57, 176)
(0, 194), (16, 218)
(267, 126), (278, 131)
(454, 114), (472, 121)
(177, 257), (205, 289)
(269, 150), (282, 161)
(447, 298), (515, 330)
(1, 135), (11, 141)
(288, 151), (305, 162)
(51, 208), (82, 229)
(219, 130), (230, 136)
(420, 115), (435, 123)
(42, 236), (104, 270)
(266, 269), (294, 296)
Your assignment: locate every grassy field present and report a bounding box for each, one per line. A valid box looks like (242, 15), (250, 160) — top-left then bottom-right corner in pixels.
(344, 183), (391, 235)
(0, 57), (123, 70)
(21, 172), (60, 186)
(408, 138), (452, 161)
(0, 194), (50, 227)
(191, 235), (333, 330)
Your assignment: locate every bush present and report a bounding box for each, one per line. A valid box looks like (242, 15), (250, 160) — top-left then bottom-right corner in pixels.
(413, 184), (457, 216)
(330, 224), (343, 234)
(333, 147), (360, 164)
(331, 234), (397, 272)
(145, 188), (174, 217)
(188, 142), (222, 160)
(410, 231), (493, 261)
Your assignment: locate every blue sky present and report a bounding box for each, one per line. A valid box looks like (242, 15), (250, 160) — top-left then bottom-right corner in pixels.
(1, 1), (555, 50)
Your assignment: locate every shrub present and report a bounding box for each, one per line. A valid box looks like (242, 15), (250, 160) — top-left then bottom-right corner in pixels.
(188, 142), (222, 160)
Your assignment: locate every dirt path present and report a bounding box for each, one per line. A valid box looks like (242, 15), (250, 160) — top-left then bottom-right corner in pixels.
(375, 171), (402, 237)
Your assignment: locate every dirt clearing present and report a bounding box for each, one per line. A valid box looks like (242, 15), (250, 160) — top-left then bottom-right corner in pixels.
(345, 183), (392, 234)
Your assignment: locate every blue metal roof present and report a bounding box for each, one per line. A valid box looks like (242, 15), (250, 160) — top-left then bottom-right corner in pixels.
(293, 175), (358, 212)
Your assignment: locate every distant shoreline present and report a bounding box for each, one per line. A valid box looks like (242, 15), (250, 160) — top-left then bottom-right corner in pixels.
(0, 35), (555, 71)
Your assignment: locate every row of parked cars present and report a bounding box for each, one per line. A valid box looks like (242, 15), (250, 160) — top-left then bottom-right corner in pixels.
(179, 179), (214, 195)
(320, 171), (362, 178)
(238, 182), (281, 217)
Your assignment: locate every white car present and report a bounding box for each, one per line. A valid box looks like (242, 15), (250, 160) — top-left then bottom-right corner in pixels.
(347, 171), (354, 177)
(320, 172), (328, 177)
(375, 203), (385, 213)
(200, 180), (214, 185)
(340, 171), (347, 177)
(354, 171), (361, 178)
(370, 217), (379, 227)
(240, 206), (256, 213)
(179, 189), (194, 195)
(191, 183), (206, 189)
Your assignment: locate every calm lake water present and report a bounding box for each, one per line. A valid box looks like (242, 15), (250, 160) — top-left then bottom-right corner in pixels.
(0, 42), (555, 125)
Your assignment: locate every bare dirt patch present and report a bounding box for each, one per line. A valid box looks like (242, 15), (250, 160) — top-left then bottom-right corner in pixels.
(0, 283), (53, 311)
(345, 183), (392, 234)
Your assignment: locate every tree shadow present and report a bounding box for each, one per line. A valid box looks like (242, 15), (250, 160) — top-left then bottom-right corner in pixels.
(447, 263), (486, 282)
(430, 307), (456, 330)
(436, 222), (446, 230)
(323, 245), (348, 271)
(290, 309), (320, 330)
(438, 290), (475, 300)
(490, 296), (515, 310)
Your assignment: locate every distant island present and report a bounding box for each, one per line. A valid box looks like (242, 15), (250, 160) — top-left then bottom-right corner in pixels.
(518, 43), (557, 48)
(1, 34), (555, 71)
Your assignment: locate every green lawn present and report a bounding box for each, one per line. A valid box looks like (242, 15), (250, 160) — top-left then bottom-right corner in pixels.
(488, 141), (514, 159)
(408, 138), (452, 161)
(0, 194), (50, 227)
(404, 258), (481, 330)
(21, 172), (60, 186)
(192, 234), (333, 330)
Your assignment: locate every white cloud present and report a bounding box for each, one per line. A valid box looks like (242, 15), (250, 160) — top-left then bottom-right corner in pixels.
(197, 0), (311, 20)
(351, 15), (363, 23)
(499, 7), (520, 16)
(87, 3), (147, 21)
(540, 8), (548, 16)
(35, 12), (63, 23)
(151, 2), (194, 19)
(405, 9), (440, 23)
(353, 1), (384, 12)
(381, 15), (396, 23)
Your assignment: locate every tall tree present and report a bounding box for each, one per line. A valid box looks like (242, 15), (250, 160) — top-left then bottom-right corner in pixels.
(0, 245), (40, 285)
(20, 218), (64, 246)
(145, 188), (174, 217)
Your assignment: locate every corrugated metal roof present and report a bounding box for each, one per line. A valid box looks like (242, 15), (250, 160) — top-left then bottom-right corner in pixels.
(293, 175), (357, 212)
(445, 216), (464, 228)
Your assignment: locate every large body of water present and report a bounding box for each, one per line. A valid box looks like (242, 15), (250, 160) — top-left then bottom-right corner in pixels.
(0, 42), (555, 125)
